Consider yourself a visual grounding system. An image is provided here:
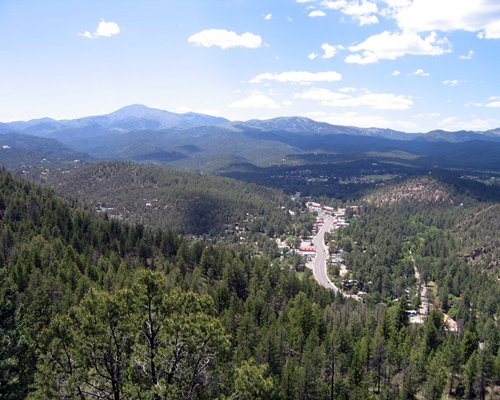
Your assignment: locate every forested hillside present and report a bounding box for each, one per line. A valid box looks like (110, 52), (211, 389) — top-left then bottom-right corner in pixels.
(1, 167), (499, 399)
(363, 177), (453, 206)
(457, 204), (500, 275)
(338, 203), (499, 312)
(47, 161), (297, 236)
(0, 132), (92, 170)
(334, 177), (499, 313)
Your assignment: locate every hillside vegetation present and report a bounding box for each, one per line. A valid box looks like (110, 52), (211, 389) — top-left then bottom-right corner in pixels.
(1, 168), (499, 399)
(363, 177), (454, 206)
(458, 204), (500, 275)
(333, 175), (500, 334)
(48, 161), (297, 235)
(0, 132), (92, 170)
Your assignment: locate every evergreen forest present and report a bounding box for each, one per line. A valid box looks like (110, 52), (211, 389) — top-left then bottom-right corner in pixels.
(1, 165), (499, 399)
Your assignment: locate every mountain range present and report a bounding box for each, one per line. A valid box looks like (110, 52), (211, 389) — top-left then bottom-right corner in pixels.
(2, 103), (500, 141)
(1, 104), (500, 172)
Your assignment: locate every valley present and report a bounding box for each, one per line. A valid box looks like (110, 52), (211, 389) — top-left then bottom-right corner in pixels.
(4, 1), (500, 397)
(0, 107), (499, 400)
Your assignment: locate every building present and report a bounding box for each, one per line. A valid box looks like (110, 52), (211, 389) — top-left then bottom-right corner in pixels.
(298, 245), (316, 256)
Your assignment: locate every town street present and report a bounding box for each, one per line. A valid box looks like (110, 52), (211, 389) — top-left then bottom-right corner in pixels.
(310, 213), (341, 293)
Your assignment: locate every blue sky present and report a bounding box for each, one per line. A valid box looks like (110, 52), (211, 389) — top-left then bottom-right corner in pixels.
(1, 0), (500, 132)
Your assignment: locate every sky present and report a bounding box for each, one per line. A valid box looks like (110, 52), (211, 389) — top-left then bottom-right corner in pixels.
(1, 0), (500, 132)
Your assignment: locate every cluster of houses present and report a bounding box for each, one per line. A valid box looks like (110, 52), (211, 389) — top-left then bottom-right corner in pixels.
(306, 202), (353, 233)
(291, 203), (358, 259)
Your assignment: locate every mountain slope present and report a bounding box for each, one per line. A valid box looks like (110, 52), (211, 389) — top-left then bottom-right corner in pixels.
(0, 132), (91, 159)
(457, 204), (500, 274)
(6, 104), (230, 138)
(49, 161), (296, 235)
(25, 122), (500, 172)
(2, 105), (499, 174)
(0, 132), (93, 171)
(418, 129), (500, 143)
(235, 116), (419, 140)
(4, 104), (500, 144)
(363, 176), (454, 206)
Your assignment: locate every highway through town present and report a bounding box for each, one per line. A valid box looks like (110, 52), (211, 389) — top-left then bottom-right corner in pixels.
(309, 211), (360, 301)
(311, 213), (341, 293)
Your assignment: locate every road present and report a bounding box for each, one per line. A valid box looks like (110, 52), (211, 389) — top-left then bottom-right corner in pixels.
(311, 213), (340, 293)
(308, 211), (360, 301)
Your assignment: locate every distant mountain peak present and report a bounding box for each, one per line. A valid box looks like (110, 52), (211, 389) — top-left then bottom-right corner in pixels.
(107, 104), (175, 120)
(103, 104), (230, 127)
(116, 103), (154, 111)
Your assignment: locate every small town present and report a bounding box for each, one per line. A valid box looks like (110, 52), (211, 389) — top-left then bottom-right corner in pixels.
(2, 1), (498, 397)
(278, 200), (459, 332)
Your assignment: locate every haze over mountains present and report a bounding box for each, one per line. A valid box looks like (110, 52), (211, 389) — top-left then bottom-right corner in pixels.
(1, 104), (500, 172)
(3, 104), (500, 141)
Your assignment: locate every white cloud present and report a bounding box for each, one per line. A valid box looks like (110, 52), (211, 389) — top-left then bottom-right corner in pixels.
(323, 0), (377, 15)
(381, 0), (411, 8)
(459, 49), (474, 59)
(319, 0), (500, 39)
(188, 29), (262, 49)
(321, 43), (337, 59)
(322, 0), (379, 25)
(230, 93), (280, 109)
(345, 31), (450, 64)
(344, 55), (368, 64)
(338, 87), (357, 93)
(295, 87), (413, 110)
(478, 19), (500, 38)
(322, 1), (346, 10)
(486, 98), (500, 107)
(264, 13), (273, 20)
(469, 96), (500, 108)
(438, 116), (500, 130)
(282, 100), (293, 106)
(343, 0), (377, 16)
(322, 43), (342, 58)
(79, 19), (120, 39)
(309, 43), (343, 60)
(358, 15), (379, 25)
(443, 79), (461, 86)
(250, 70), (342, 84)
(309, 10), (327, 17)
(415, 112), (441, 118)
(412, 68), (430, 76)
(390, 0), (500, 38)
(391, 70), (401, 76)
